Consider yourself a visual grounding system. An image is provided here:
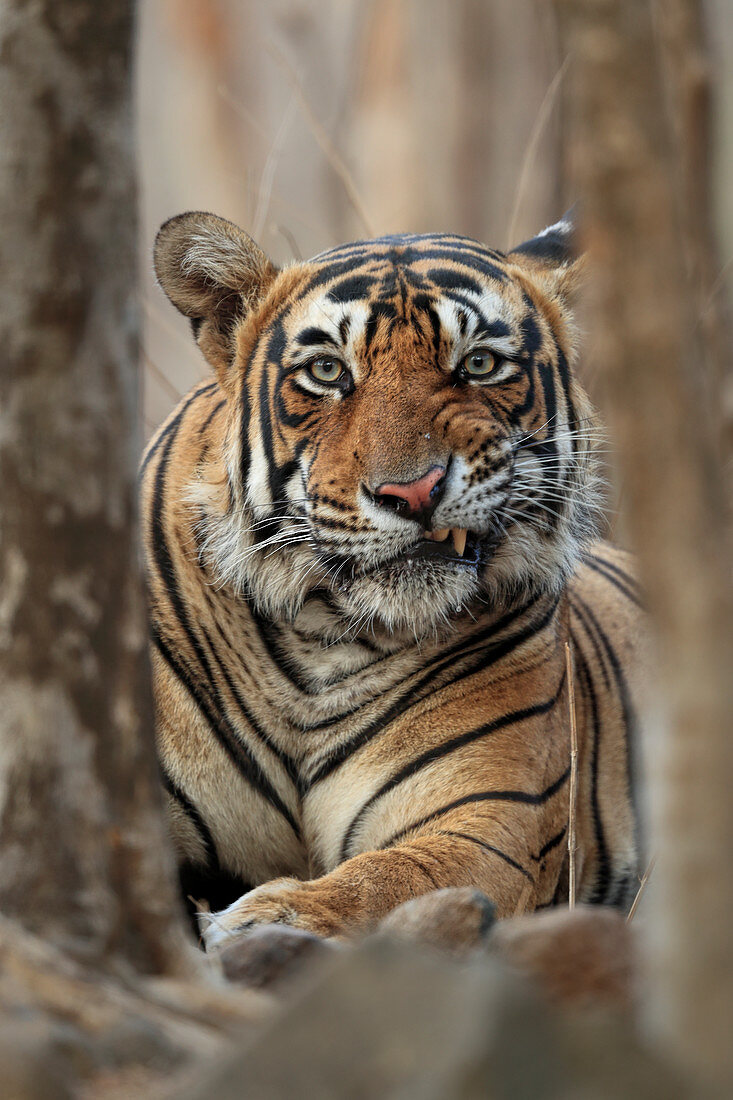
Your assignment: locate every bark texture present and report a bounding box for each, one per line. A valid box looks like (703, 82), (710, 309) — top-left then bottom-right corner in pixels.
(554, 0), (733, 1089)
(0, 0), (189, 975)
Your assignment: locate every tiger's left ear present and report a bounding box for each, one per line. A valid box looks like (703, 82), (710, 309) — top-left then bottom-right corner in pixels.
(154, 211), (280, 383)
(507, 210), (584, 307)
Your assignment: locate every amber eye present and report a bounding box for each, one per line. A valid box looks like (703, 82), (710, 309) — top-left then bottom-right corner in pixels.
(307, 356), (345, 384)
(461, 350), (498, 378)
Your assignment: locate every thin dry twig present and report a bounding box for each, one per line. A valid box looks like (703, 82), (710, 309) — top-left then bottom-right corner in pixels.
(565, 641), (579, 909)
(507, 56), (569, 249)
(268, 42), (375, 238)
(626, 855), (657, 923)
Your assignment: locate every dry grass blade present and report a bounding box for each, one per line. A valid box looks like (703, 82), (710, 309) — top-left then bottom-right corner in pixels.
(269, 43), (375, 239)
(275, 223), (303, 261)
(507, 56), (569, 249)
(626, 855), (657, 923)
(253, 90), (298, 241)
(565, 641), (579, 909)
(513, 880), (534, 917)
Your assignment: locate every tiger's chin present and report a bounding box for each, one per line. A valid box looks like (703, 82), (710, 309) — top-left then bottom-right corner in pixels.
(331, 558), (484, 639)
(327, 522), (585, 640)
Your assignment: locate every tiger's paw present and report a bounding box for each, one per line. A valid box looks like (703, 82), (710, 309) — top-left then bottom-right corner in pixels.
(201, 878), (342, 951)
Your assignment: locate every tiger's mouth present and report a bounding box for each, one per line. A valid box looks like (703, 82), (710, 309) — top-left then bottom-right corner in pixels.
(404, 527), (481, 568)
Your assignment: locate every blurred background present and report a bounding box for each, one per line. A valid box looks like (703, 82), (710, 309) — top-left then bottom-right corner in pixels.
(136, 0), (733, 436)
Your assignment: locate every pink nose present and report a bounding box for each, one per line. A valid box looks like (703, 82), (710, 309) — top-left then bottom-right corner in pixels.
(373, 465), (446, 520)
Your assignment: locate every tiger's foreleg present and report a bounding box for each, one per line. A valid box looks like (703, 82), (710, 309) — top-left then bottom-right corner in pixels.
(201, 820), (564, 950)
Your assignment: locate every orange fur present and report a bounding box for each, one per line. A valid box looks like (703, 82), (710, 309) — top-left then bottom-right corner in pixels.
(141, 213), (646, 948)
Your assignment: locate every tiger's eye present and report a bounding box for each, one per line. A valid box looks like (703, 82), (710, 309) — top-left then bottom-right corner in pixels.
(462, 351), (497, 377)
(308, 356), (344, 384)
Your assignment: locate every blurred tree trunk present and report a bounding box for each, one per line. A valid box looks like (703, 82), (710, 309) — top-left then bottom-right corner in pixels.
(656, 0), (733, 469)
(554, 0), (733, 1090)
(0, 0), (190, 977)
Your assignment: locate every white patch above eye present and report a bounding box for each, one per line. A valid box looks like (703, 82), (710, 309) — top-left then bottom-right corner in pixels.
(295, 296), (371, 384)
(434, 297), (521, 370)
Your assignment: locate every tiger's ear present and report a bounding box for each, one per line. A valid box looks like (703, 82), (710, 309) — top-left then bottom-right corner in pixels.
(154, 212), (279, 381)
(507, 209), (584, 307)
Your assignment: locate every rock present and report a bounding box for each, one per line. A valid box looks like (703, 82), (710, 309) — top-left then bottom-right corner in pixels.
(488, 905), (635, 1008)
(182, 935), (686, 1100)
(377, 887), (496, 954)
(218, 924), (338, 991)
(0, 1022), (72, 1100)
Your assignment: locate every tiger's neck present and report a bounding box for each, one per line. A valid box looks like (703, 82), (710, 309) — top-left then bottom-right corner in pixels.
(238, 580), (565, 712)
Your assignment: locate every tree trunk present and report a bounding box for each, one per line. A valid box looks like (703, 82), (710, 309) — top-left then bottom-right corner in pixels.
(554, 0), (733, 1090)
(0, 0), (190, 977)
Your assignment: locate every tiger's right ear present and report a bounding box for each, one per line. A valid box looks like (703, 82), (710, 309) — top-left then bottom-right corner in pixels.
(154, 212), (279, 381)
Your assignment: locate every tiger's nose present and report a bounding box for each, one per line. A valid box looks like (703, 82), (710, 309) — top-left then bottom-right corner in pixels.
(372, 465), (447, 523)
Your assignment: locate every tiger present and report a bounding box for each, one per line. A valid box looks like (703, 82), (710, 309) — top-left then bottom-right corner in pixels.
(141, 210), (646, 951)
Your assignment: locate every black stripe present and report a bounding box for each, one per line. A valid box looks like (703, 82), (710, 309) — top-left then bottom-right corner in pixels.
(532, 825), (567, 863)
(340, 676), (565, 860)
(584, 549), (641, 592)
(609, 868), (637, 911)
(296, 326), (339, 348)
(240, 369), (252, 488)
(439, 830), (534, 882)
(572, 594), (643, 875)
(197, 397), (226, 436)
(573, 644), (610, 902)
(261, 590), (543, 723)
(398, 850), (443, 891)
(162, 770), (218, 867)
(152, 628), (301, 838)
(305, 595), (558, 785)
(581, 552), (644, 609)
(148, 419), (301, 837)
(570, 597), (611, 690)
(381, 765), (571, 849)
(140, 381), (219, 478)
(198, 620), (301, 787)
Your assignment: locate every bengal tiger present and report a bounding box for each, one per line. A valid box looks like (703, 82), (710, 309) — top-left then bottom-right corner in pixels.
(142, 210), (645, 950)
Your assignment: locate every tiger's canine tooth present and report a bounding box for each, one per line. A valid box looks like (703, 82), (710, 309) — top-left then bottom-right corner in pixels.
(452, 528), (467, 556)
(432, 528), (450, 542)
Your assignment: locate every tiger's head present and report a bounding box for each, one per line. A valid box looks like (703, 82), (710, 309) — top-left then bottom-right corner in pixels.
(155, 213), (602, 638)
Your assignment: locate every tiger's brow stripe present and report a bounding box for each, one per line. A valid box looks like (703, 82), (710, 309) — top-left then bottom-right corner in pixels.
(381, 765), (573, 850)
(438, 830), (534, 882)
(339, 671), (567, 861)
(296, 326), (340, 348)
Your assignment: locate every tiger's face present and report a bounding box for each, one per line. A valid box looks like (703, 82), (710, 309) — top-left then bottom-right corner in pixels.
(155, 216), (602, 637)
